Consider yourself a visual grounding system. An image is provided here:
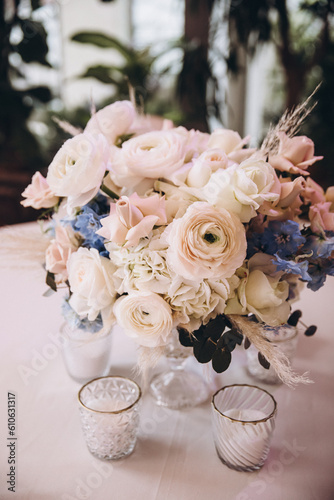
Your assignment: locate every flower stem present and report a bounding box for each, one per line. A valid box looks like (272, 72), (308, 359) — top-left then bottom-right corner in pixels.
(100, 183), (119, 200)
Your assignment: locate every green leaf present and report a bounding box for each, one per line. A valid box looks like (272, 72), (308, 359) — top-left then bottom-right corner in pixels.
(304, 325), (317, 336)
(244, 337), (251, 350)
(212, 348), (232, 373)
(287, 310), (302, 326)
(71, 32), (134, 61)
(31, 0), (42, 10)
(79, 65), (122, 85)
(46, 271), (57, 292)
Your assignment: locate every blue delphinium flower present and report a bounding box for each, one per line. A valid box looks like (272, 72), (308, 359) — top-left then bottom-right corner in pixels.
(306, 258), (334, 291)
(272, 254), (311, 282)
(61, 299), (103, 333)
(302, 231), (334, 259)
(262, 221), (306, 258)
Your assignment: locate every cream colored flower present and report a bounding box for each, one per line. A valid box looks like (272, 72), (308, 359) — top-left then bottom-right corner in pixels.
(67, 248), (117, 327)
(225, 255), (290, 326)
(165, 202), (247, 281)
(111, 130), (187, 184)
(84, 100), (136, 146)
(202, 159), (280, 222)
(47, 133), (110, 211)
(114, 291), (173, 347)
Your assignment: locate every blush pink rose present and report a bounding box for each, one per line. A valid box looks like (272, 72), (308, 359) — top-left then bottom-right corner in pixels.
(21, 172), (59, 209)
(309, 202), (334, 233)
(97, 193), (167, 248)
(45, 226), (79, 280)
(165, 202), (247, 281)
(269, 132), (323, 175)
(302, 177), (326, 205)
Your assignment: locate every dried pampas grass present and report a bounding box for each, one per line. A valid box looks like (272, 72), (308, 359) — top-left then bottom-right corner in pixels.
(228, 315), (312, 387)
(0, 222), (50, 269)
(260, 85), (320, 157)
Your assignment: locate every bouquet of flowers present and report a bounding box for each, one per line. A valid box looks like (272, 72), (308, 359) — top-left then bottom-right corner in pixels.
(21, 98), (334, 384)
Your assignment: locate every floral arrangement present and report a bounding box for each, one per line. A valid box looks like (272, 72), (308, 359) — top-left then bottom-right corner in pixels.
(21, 98), (334, 383)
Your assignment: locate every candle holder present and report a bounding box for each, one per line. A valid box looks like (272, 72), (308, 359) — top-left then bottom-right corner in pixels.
(78, 376), (142, 460)
(60, 323), (113, 384)
(211, 384), (277, 472)
(246, 325), (299, 384)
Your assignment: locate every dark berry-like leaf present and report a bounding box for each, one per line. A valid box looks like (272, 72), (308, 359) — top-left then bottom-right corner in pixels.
(177, 327), (194, 347)
(212, 348), (232, 373)
(258, 352), (270, 369)
(46, 271), (57, 292)
(244, 337), (251, 350)
(222, 329), (243, 352)
(304, 325), (317, 336)
(193, 338), (217, 364)
(287, 310), (302, 326)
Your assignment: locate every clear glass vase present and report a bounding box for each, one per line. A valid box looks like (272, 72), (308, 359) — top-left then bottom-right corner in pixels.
(149, 328), (209, 409)
(246, 324), (299, 384)
(60, 323), (113, 384)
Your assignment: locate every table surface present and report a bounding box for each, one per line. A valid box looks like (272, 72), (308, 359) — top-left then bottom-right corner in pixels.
(1, 224), (334, 500)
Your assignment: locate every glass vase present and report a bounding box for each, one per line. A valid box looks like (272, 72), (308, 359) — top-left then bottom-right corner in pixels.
(149, 328), (209, 410)
(60, 323), (113, 384)
(246, 324), (299, 384)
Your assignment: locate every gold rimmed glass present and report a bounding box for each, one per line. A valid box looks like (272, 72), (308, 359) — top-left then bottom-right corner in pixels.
(78, 376), (142, 460)
(211, 384), (277, 472)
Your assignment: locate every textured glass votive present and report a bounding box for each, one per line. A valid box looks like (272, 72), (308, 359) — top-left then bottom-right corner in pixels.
(61, 323), (112, 384)
(78, 376), (141, 460)
(246, 325), (298, 384)
(211, 384), (277, 472)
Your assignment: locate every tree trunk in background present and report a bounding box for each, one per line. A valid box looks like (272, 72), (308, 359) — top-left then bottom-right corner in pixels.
(178, 0), (214, 132)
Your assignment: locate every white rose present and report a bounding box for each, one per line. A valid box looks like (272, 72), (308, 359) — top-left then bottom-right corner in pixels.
(202, 159), (280, 222)
(112, 130), (187, 181)
(225, 256), (290, 326)
(114, 292), (173, 347)
(47, 133), (110, 211)
(67, 248), (117, 327)
(165, 202), (247, 281)
(84, 100), (136, 145)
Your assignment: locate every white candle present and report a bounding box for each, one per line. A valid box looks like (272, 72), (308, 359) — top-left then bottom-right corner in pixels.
(224, 408), (266, 421)
(88, 398), (128, 412)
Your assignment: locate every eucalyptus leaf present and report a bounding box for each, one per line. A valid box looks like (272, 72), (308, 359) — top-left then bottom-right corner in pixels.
(193, 337), (217, 364)
(177, 327), (194, 347)
(258, 352), (270, 370)
(71, 32), (133, 61)
(212, 348), (232, 373)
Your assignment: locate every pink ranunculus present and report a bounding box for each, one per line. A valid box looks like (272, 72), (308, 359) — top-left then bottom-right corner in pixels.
(309, 202), (334, 233)
(84, 100), (136, 146)
(269, 132), (323, 176)
(302, 177), (326, 205)
(45, 226), (79, 280)
(21, 172), (59, 209)
(165, 202), (247, 281)
(97, 193), (167, 248)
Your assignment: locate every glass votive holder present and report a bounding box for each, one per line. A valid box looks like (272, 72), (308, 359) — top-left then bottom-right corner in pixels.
(246, 325), (298, 384)
(61, 323), (113, 384)
(78, 376), (142, 460)
(211, 384), (277, 472)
